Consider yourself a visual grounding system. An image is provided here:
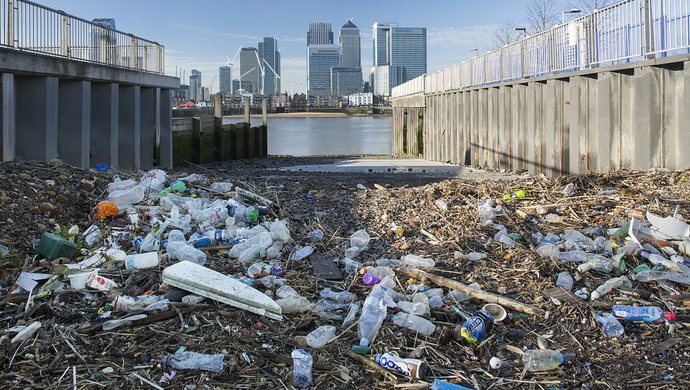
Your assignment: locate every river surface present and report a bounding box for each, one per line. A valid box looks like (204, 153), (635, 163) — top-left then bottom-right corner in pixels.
(223, 116), (393, 156)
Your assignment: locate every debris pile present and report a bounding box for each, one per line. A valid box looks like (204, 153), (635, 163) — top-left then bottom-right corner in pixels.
(1, 158), (690, 389)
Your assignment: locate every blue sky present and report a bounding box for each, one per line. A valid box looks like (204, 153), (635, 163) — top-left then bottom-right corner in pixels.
(37, 0), (543, 94)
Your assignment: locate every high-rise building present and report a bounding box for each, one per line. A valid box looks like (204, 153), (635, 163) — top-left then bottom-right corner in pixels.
(239, 48), (260, 93)
(307, 44), (341, 96)
(331, 67), (363, 95)
(307, 22), (333, 45)
(370, 65), (405, 96)
(371, 22), (427, 92)
(339, 20), (361, 68)
(190, 69), (202, 101)
(259, 37), (281, 95)
(219, 66), (232, 95)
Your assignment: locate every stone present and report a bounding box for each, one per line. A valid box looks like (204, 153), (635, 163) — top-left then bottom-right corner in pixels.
(39, 203), (55, 211)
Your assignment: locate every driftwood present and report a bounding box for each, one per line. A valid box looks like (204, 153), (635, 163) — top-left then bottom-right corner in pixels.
(252, 350), (333, 371)
(393, 266), (545, 317)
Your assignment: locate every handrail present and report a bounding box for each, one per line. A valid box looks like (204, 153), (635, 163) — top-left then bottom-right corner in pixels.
(0, 0), (164, 74)
(393, 0), (689, 97)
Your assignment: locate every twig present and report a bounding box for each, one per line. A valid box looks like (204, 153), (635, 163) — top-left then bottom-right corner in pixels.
(131, 372), (164, 390)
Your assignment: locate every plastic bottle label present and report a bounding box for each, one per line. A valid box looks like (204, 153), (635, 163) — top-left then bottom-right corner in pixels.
(377, 353), (425, 378)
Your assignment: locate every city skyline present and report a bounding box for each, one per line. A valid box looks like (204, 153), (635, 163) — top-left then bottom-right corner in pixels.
(34, 0), (555, 95)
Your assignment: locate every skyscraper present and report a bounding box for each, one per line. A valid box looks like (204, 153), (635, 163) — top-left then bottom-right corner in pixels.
(239, 48), (259, 93)
(219, 66), (232, 95)
(339, 20), (360, 68)
(307, 44), (341, 96)
(190, 69), (202, 101)
(307, 22), (333, 45)
(371, 22), (427, 94)
(259, 37), (281, 95)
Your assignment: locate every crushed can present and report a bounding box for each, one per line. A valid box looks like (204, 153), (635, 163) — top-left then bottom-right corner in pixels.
(452, 310), (494, 344)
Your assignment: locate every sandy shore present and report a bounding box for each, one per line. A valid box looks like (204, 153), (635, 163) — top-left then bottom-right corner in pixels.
(224, 111), (388, 119)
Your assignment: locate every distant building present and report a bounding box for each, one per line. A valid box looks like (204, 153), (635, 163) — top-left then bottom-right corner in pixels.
(370, 65), (406, 96)
(331, 67), (363, 95)
(271, 93), (291, 108)
(309, 95), (340, 108)
(363, 81), (371, 93)
(291, 93), (307, 109)
(219, 66), (232, 95)
(259, 37), (281, 95)
(347, 92), (373, 107)
(371, 22), (427, 92)
(308, 44), (340, 96)
(173, 84), (189, 106)
(189, 69), (202, 101)
(232, 79), (254, 94)
(240, 48), (260, 93)
(339, 20), (361, 68)
(200, 86), (210, 102)
(307, 22), (333, 45)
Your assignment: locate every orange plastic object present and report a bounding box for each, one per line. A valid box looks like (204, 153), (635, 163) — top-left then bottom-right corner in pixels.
(94, 201), (118, 219)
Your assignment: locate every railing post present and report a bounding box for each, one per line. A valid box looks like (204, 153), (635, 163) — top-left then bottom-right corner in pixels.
(642, 0), (654, 57)
(7, 0), (15, 48)
(99, 27), (106, 63)
(61, 13), (68, 57)
(130, 34), (136, 69)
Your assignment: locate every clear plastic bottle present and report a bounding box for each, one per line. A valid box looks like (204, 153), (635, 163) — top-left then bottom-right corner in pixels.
(522, 349), (565, 372)
(276, 285), (300, 299)
(391, 312), (436, 336)
(638, 251), (690, 275)
(342, 301), (361, 328)
(454, 252), (487, 261)
(163, 351), (224, 372)
(357, 277), (395, 347)
(166, 241), (207, 265)
(397, 301), (431, 319)
(635, 270), (690, 286)
(595, 312), (624, 337)
(291, 349), (313, 388)
(446, 283), (481, 303)
(107, 185), (145, 208)
(428, 295), (444, 308)
(125, 252), (160, 269)
(402, 254), (435, 268)
(555, 271), (573, 291)
(590, 276), (631, 300)
(305, 325), (336, 348)
(306, 229), (324, 242)
(276, 297), (311, 314)
(320, 288), (355, 303)
(102, 314), (147, 330)
(612, 305), (673, 323)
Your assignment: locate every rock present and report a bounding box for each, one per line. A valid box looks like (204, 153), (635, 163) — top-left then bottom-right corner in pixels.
(39, 203), (55, 211)
(47, 190), (56, 197)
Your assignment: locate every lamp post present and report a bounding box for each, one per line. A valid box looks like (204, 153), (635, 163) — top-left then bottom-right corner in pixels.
(514, 27), (527, 40)
(470, 48), (478, 58)
(562, 8), (581, 23)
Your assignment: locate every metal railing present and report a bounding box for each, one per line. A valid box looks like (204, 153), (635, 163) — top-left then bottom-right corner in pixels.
(1, 0), (164, 74)
(393, 0), (689, 97)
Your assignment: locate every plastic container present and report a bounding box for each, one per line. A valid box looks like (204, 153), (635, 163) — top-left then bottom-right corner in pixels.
(276, 297), (310, 313)
(375, 351), (428, 379)
(107, 185), (145, 208)
(125, 252), (160, 269)
(68, 270), (98, 289)
(402, 254), (435, 268)
(291, 349), (313, 388)
(306, 325), (337, 348)
(391, 312), (435, 336)
(320, 288), (355, 303)
(452, 310), (494, 344)
(163, 351), (224, 372)
(36, 233), (77, 261)
(276, 285), (300, 299)
(454, 252), (486, 261)
(522, 349), (566, 372)
(595, 312), (624, 337)
(482, 303), (507, 322)
(166, 241), (207, 265)
(102, 314), (147, 331)
(555, 271), (574, 291)
(357, 278), (394, 347)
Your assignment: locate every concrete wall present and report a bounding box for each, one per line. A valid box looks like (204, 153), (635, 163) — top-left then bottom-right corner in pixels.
(392, 55), (690, 175)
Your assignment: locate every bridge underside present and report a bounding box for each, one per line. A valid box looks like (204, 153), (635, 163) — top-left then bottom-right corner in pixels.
(1, 47), (179, 170)
(392, 54), (690, 176)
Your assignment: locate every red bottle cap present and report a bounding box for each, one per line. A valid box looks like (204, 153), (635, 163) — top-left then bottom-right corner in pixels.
(665, 312), (676, 321)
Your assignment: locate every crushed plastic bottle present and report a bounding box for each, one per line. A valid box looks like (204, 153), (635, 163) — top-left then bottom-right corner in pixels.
(595, 312), (624, 337)
(391, 312), (435, 336)
(345, 229), (370, 258)
(320, 288), (355, 303)
(454, 252), (487, 261)
(590, 276), (631, 300)
(292, 349), (313, 388)
(522, 349), (570, 372)
(555, 271), (574, 291)
(102, 314), (147, 331)
(163, 351), (224, 372)
(612, 305), (674, 323)
(635, 270), (690, 286)
(306, 229), (324, 242)
(402, 254), (435, 268)
(342, 301), (361, 328)
(306, 325), (336, 348)
(166, 241), (207, 265)
(397, 300), (431, 319)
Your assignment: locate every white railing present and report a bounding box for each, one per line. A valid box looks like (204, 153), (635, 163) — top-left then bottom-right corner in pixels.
(393, 0), (689, 98)
(0, 0), (164, 74)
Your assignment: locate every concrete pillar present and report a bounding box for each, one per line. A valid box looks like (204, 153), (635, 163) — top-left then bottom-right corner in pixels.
(159, 88), (173, 168)
(526, 82), (537, 175)
(91, 83), (118, 169)
(244, 97), (250, 124)
(2, 73), (15, 162)
(487, 87), (498, 169)
(478, 89), (488, 167)
(470, 90), (478, 166)
(498, 85), (510, 170)
(679, 62), (690, 170)
(662, 67), (681, 170)
(118, 85), (141, 170)
(510, 85), (523, 171)
(597, 72), (616, 171)
(450, 92), (458, 164)
(569, 76), (583, 174)
(462, 91), (471, 165)
(633, 66), (661, 170)
(58, 80), (91, 169)
(15, 76), (59, 162)
(140, 87), (155, 170)
(262, 96), (267, 127)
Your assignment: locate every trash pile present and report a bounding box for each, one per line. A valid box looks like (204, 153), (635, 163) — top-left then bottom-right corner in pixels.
(1, 158), (690, 389)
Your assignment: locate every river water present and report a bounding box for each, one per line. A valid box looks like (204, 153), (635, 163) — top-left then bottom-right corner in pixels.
(223, 116), (393, 156)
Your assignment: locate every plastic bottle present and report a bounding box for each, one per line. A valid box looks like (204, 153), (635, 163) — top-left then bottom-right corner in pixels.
(342, 301), (361, 328)
(102, 314), (147, 331)
(345, 229), (370, 258)
(291, 349), (313, 388)
(446, 283), (481, 303)
(124, 252), (160, 269)
(637, 251), (690, 275)
(430, 379), (474, 390)
(166, 241), (207, 265)
(375, 351), (428, 379)
(612, 305), (674, 323)
(205, 229), (230, 245)
(397, 300), (431, 319)
(260, 262), (285, 277)
(357, 277), (395, 347)
(276, 285), (300, 299)
(363, 273), (380, 285)
(306, 229), (324, 242)
(107, 185), (145, 208)
(306, 325), (336, 348)
(320, 288), (355, 303)
(391, 312), (435, 336)
(276, 297), (311, 314)
(573, 253), (615, 273)
(209, 182), (234, 193)
(406, 284), (430, 293)
(452, 310), (494, 344)
(595, 312), (624, 337)
(590, 276), (631, 300)
(635, 270), (690, 286)
(402, 254), (435, 268)
(342, 257), (360, 274)
(247, 263), (270, 279)
(555, 271), (573, 291)
(163, 351), (224, 372)
(435, 199), (448, 210)
(454, 252), (486, 261)
(428, 295), (443, 308)
(522, 349), (566, 372)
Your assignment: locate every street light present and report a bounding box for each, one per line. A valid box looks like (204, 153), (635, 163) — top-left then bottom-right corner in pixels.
(514, 27), (527, 40)
(562, 8), (581, 23)
(470, 48), (478, 58)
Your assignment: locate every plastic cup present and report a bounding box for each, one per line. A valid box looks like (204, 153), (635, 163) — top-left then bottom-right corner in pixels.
(482, 303), (507, 322)
(68, 270), (97, 289)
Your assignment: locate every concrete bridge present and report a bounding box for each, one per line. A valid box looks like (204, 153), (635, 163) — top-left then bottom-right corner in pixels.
(1, 0), (179, 170)
(392, 0), (690, 175)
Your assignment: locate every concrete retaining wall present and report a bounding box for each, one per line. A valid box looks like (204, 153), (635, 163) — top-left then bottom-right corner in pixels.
(392, 55), (690, 175)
